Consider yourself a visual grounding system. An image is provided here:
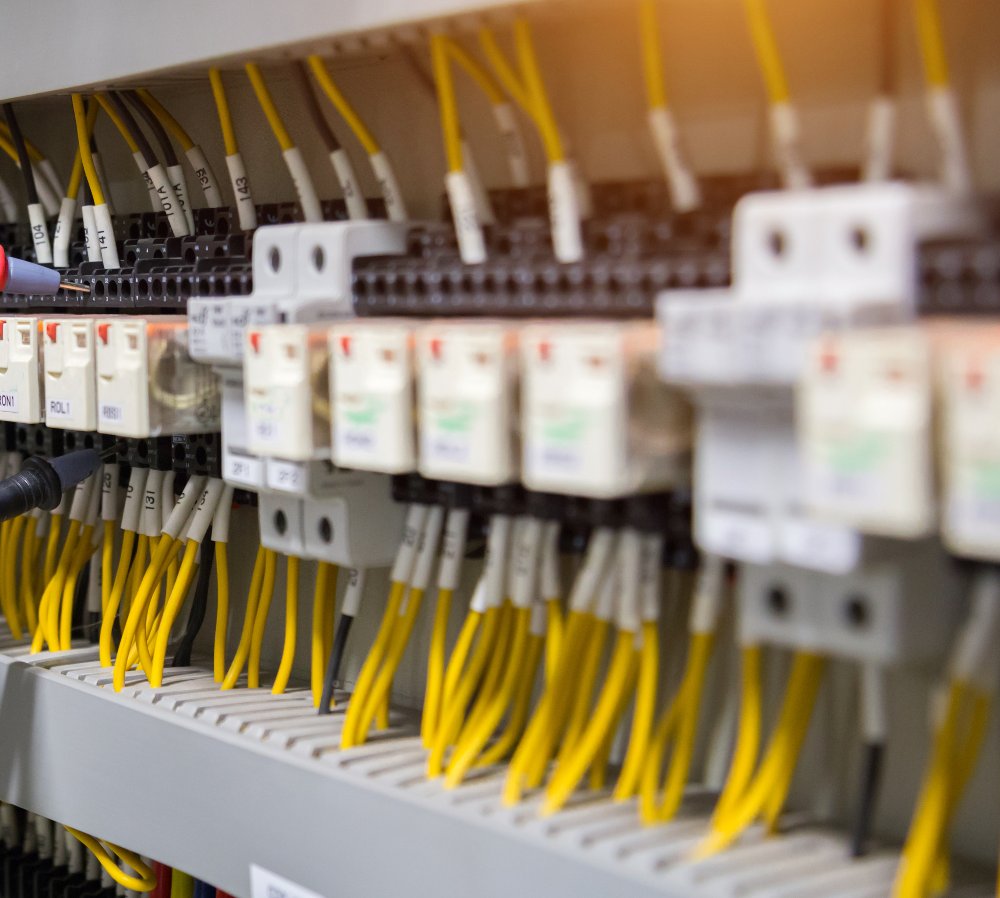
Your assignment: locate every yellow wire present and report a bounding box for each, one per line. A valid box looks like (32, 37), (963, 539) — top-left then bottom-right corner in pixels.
(544, 629), (636, 812)
(709, 645), (763, 829)
(462, 601), (515, 735)
(247, 549), (278, 689)
(310, 561), (333, 705)
(92, 93), (140, 154)
(615, 620), (660, 800)
(444, 606), (531, 787)
(427, 604), (502, 777)
(150, 539), (201, 685)
(341, 578), (408, 747)
(430, 33), (464, 174)
(213, 542), (230, 682)
(208, 69), (239, 156)
(221, 545), (266, 690)
(306, 56), (380, 156)
(555, 617), (610, 765)
(136, 88), (194, 151)
(272, 555), (300, 695)
(639, 0), (669, 109)
(44, 513), (62, 584)
(913, 0), (950, 88)
(59, 525), (96, 650)
(135, 538), (183, 676)
(112, 535), (176, 691)
(64, 828), (155, 892)
(66, 100), (99, 200)
(590, 652), (639, 791)
(444, 38), (506, 105)
(479, 28), (537, 118)
(422, 586), (454, 747)
(99, 530), (136, 667)
(743, 0), (792, 104)
(694, 652), (825, 856)
(100, 521), (114, 617)
(442, 609), (481, 712)
(353, 586), (428, 744)
(0, 517), (24, 640)
(245, 63), (295, 152)
(44, 521), (81, 650)
(0, 122), (44, 163)
(502, 609), (592, 805)
(0, 135), (20, 166)
(72, 95), (106, 207)
(20, 522), (38, 635)
(640, 631), (715, 824)
(170, 871), (194, 898)
(545, 596), (564, 684)
(512, 18), (565, 163)
(477, 632), (544, 768)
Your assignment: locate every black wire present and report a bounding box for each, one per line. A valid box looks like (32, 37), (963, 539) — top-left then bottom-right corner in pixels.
(122, 90), (178, 168)
(318, 612), (354, 715)
(171, 531), (215, 668)
(2, 103), (39, 206)
(294, 62), (341, 154)
(106, 92), (157, 170)
(849, 741), (885, 857)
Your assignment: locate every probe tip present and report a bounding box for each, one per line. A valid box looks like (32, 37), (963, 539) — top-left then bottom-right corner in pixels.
(59, 281), (91, 293)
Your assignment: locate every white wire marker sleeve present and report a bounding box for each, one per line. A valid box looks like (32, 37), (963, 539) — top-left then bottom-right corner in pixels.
(769, 101), (812, 190)
(547, 160), (584, 263)
(460, 139), (496, 225)
(445, 170), (487, 265)
(617, 529), (642, 633)
(436, 507), (470, 591)
(52, 196), (77, 267)
(492, 102), (531, 187)
(225, 153), (258, 230)
(567, 527), (616, 614)
(146, 162), (190, 237)
(27, 202), (53, 264)
(342, 567), (367, 617)
(133, 151), (160, 211)
(167, 163), (196, 234)
(187, 477), (226, 544)
(0, 176), (16, 222)
(161, 474), (207, 540)
(81, 205), (101, 262)
(159, 470), (176, 531)
(282, 146), (323, 223)
(690, 553), (725, 636)
(647, 106), (701, 212)
(390, 504), (430, 584)
(483, 514), (512, 609)
(540, 520), (561, 600)
(139, 468), (166, 538)
(211, 483), (235, 543)
(185, 144), (223, 207)
(640, 533), (664, 623)
(863, 95), (896, 183)
(329, 148), (369, 221)
(369, 151), (408, 222)
(511, 517), (543, 609)
(927, 85), (972, 194)
(121, 467), (149, 533)
(93, 203), (120, 269)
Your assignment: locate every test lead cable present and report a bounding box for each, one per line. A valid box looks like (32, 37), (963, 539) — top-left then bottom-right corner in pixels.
(3, 103), (53, 265)
(293, 62), (369, 221)
(0, 246), (89, 295)
(208, 68), (258, 231)
(245, 62), (323, 223)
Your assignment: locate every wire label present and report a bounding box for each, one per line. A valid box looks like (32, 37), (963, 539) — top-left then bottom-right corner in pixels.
(250, 866), (324, 898)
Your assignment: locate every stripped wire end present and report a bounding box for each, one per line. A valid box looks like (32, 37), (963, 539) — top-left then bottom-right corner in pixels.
(59, 280), (90, 293)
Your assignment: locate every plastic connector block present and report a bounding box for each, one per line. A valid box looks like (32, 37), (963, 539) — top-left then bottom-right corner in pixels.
(520, 320), (692, 499)
(42, 317), (97, 432)
(416, 320), (520, 486)
(258, 492), (306, 556)
(172, 433), (222, 478)
(738, 546), (959, 666)
(301, 471), (407, 567)
(244, 323), (331, 462)
(95, 316), (220, 438)
(0, 316), (44, 424)
(659, 183), (984, 389)
(329, 319), (417, 474)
